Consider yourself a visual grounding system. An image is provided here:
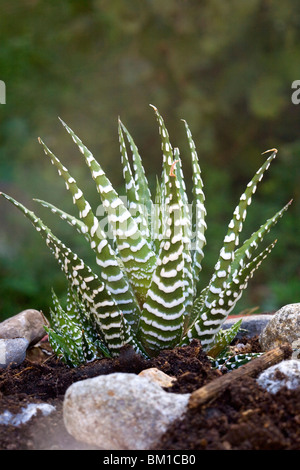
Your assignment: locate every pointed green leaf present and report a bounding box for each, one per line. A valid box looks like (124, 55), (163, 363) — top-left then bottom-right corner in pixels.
(45, 325), (83, 367)
(118, 120), (150, 241)
(173, 148), (194, 322)
(58, 118), (156, 305)
(34, 199), (85, 235)
(152, 175), (163, 254)
(187, 149), (278, 346)
(0, 192), (141, 356)
(204, 149), (278, 311)
(119, 119), (153, 221)
(38, 139), (141, 328)
(229, 199), (292, 283)
(206, 318), (242, 359)
(184, 239), (277, 349)
(182, 119), (207, 279)
(138, 109), (191, 354)
(138, 160), (186, 354)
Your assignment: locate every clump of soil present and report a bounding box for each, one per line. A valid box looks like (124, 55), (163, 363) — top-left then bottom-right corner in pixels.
(156, 375), (300, 450)
(1, 337), (300, 450)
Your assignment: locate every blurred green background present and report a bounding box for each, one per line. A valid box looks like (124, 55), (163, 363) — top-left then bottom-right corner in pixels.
(0, 0), (299, 321)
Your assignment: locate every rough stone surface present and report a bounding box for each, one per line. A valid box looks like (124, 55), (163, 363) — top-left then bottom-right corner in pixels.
(63, 372), (190, 450)
(0, 309), (49, 346)
(259, 304), (300, 351)
(0, 338), (29, 368)
(223, 314), (273, 339)
(291, 339), (300, 360)
(257, 359), (300, 394)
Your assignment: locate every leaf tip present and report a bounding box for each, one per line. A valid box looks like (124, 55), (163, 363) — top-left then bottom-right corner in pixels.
(261, 148), (278, 155)
(58, 117), (67, 128)
(149, 104), (158, 112)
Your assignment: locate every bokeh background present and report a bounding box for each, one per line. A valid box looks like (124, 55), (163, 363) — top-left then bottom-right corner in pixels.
(0, 0), (299, 321)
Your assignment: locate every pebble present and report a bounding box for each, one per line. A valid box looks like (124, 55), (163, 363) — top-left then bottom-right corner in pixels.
(0, 309), (49, 346)
(63, 372), (190, 450)
(257, 359), (300, 394)
(0, 338), (29, 368)
(223, 314), (273, 338)
(259, 304), (300, 351)
(0, 309), (49, 368)
(138, 367), (176, 388)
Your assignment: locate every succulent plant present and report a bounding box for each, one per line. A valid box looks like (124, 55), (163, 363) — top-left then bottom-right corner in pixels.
(0, 106), (291, 368)
(44, 287), (111, 367)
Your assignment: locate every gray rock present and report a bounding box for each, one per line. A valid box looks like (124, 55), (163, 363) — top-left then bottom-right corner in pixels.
(0, 309), (49, 346)
(63, 372), (190, 450)
(0, 338), (29, 368)
(222, 314), (273, 338)
(257, 359), (300, 394)
(259, 304), (300, 351)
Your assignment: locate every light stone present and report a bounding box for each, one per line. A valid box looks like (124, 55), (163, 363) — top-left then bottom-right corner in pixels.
(257, 360), (300, 394)
(0, 338), (29, 368)
(63, 372), (190, 450)
(0, 309), (49, 346)
(259, 304), (300, 351)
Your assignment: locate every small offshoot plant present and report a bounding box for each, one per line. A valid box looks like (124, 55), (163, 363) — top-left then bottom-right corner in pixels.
(0, 106), (291, 369)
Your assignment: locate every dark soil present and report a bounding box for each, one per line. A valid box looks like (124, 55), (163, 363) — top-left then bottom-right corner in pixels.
(1, 336), (300, 450)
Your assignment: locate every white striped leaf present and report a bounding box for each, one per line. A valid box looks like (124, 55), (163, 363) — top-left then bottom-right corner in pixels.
(229, 199), (292, 283)
(206, 318), (243, 359)
(118, 119), (150, 241)
(184, 239), (278, 349)
(38, 139), (141, 328)
(0, 192), (144, 357)
(187, 149), (278, 345)
(119, 119), (153, 225)
(58, 119), (156, 306)
(137, 107), (189, 354)
(182, 119), (207, 279)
